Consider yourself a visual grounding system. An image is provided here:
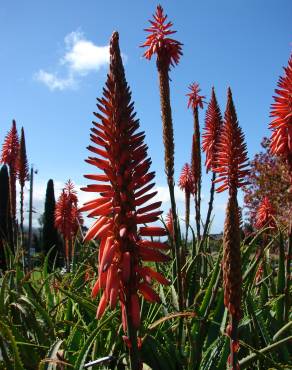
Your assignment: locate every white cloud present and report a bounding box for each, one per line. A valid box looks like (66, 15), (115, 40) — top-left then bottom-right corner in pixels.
(62, 31), (109, 74)
(35, 70), (76, 91)
(35, 30), (113, 91)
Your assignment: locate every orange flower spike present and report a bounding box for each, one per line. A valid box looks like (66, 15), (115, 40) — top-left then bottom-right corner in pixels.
(17, 127), (29, 188)
(187, 82), (205, 111)
(141, 4), (183, 69)
(214, 88), (249, 196)
(179, 163), (194, 194)
(55, 180), (82, 240)
(202, 88), (223, 172)
(165, 209), (174, 237)
(255, 196), (276, 230)
(269, 54), (292, 172)
(17, 127), (29, 235)
(1, 120), (19, 221)
(179, 163), (194, 232)
(82, 33), (169, 364)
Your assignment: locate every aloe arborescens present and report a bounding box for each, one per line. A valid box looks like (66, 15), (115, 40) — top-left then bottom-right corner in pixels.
(1, 120), (19, 232)
(81, 32), (170, 370)
(269, 53), (292, 322)
(17, 127), (29, 238)
(187, 82), (205, 241)
(214, 88), (249, 369)
(141, 4), (183, 312)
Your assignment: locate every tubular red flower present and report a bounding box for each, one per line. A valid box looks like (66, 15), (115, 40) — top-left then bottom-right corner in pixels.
(178, 163), (194, 194)
(187, 82), (205, 111)
(55, 180), (82, 240)
(82, 32), (169, 333)
(141, 4), (183, 69)
(214, 88), (249, 195)
(269, 55), (292, 167)
(202, 87), (223, 172)
(1, 120), (19, 221)
(1, 120), (19, 168)
(17, 127), (29, 187)
(255, 196), (276, 230)
(165, 208), (174, 237)
(17, 127), (29, 234)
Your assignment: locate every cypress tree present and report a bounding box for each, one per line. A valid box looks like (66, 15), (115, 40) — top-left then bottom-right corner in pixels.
(0, 165), (12, 270)
(42, 179), (60, 268)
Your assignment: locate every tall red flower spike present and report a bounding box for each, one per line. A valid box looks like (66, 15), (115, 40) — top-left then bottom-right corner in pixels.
(141, 4), (183, 69)
(202, 87), (223, 172)
(214, 88), (249, 195)
(255, 196), (276, 230)
(55, 180), (81, 239)
(17, 128), (29, 188)
(17, 127), (29, 234)
(178, 163), (194, 194)
(55, 180), (83, 269)
(81, 32), (170, 342)
(1, 120), (19, 221)
(269, 55), (292, 170)
(187, 82), (205, 111)
(165, 209), (174, 238)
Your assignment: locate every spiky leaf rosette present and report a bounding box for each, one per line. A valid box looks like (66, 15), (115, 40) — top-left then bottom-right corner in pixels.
(179, 163), (194, 194)
(81, 32), (170, 331)
(1, 120), (19, 221)
(202, 87), (223, 172)
(141, 5), (182, 70)
(255, 196), (276, 230)
(214, 88), (249, 195)
(269, 55), (292, 169)
(55, 180), (82, 240)
(17, 127), (29, 187)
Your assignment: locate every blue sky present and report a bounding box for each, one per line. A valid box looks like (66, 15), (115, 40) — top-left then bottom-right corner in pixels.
(0, 1), (291, 232)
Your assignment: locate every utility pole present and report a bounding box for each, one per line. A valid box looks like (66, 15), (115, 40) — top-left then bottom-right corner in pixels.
(28, 166), (34, 270)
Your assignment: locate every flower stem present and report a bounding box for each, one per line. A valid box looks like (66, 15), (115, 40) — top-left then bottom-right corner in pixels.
(158, 65), (184, 314)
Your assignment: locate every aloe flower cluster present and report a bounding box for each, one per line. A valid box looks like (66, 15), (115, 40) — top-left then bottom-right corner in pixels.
(187, 82), (205, 241)
(81, 32), (170, 366)
(1, 120), (19, 224)
(17, 127), (29, 235)
(178, 163), (194, 233)
(55, 180), (82, 270)
(142, 4), (182, 69)
(269, 55), (292, 174)
(141, 5), (183, 313)
(255, 196), (276, 230)
(202, 87), (223, 172)
(214, 88), (249, 369)
(214, 88), (249, 195)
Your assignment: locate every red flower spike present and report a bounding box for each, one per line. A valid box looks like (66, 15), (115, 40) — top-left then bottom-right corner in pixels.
(82, 32), (169, 335)
(141, 5), (183, 69)
(255, 196), (276, 230)
(17, 127), (29, 187)
(269, 55), (292, 169)
(165, 208), (174, 237)
(214, 88), (249, 195)
(55, 180), (83, 241)
(1, 120), (19, 221)
(17, 127), (29, 234)
(187, 82), (205, 111)
(1, 120), (19, 168)
(179, 163), (194, 194)
(202, 88), (223, 172)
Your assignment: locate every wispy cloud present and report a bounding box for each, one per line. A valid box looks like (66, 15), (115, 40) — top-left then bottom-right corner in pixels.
(35, 30), (113, 91)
